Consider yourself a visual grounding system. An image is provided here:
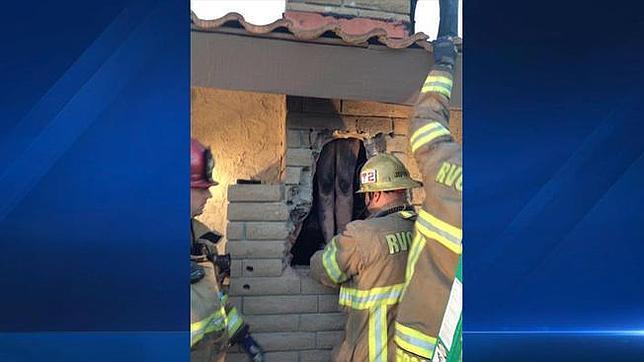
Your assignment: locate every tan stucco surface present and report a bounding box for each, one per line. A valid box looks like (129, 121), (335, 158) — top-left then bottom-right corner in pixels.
(191, 87), (286, 245)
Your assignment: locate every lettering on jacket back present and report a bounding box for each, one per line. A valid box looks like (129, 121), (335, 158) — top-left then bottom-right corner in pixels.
(385, 231), (413, 255)
(435, 161), (462, 193)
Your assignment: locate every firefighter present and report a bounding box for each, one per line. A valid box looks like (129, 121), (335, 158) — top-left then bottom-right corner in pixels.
(310, 153), (422, 362)
(394, 0), (462, 360)
(190, 138), (264, 362)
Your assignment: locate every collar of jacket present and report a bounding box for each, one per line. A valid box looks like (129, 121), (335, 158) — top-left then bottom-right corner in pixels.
(368, 202), (414, 219)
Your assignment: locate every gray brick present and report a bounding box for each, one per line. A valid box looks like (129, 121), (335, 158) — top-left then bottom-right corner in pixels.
(253, 332), (316, 352)
(228, 184), (283, 202)
(228, 203), (289, 221)
(224, 353), (249, 362)
(302, 98), (341, 114)
(341, 100), (411, 118)
(286, 3), (359, 16)
(243, 259), (284, 277)
(318, 295), (341, 312)
(300, 130), (312, 146)
(265, 352), (299, 362)
(230, 275), (301, 296)
(285, 166), (303, 185)
(226, 351), (298, 362)
(316, 331), (344, 349)
(385, 135), (409, 153)
(300, 313), (346, 332)
(300, 275), (339, 295)
(246, 222), (290, 240)
(228, 296), (243, 311)
(355, 8), (410, 22)
(286, 1), (409, 20)
(286, 148), (313, 167)
(356, 117), (393, 135)
(227, 241), (286, 259)
(392, 118), (409, 135)
(350, 0), (411, 14)
(287, 130), (301, 148)
(244, 295), (318, 315)
(287, 95), (304, 112)
(287, 0), (342, 6)
(231, 259), (242, 278)
(299, 349), (333, 362)
(227, 222), (245, 240)
(244, 314), (300, 333)
(287, 112), (356, 131)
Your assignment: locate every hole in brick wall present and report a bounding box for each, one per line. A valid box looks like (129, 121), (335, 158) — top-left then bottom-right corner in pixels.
(291, 138), (367, 265)
(246, 266), (254, 272)
(243, 284), (250, 290)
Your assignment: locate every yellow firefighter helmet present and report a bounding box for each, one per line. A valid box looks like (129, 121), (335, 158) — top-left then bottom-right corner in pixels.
(357, 153), (422, 193)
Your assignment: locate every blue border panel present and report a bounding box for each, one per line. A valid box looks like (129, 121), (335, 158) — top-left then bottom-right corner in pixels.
(0, 0), (189, 336)
(0, 333), (186, 362)
(464, 0), (644, 359)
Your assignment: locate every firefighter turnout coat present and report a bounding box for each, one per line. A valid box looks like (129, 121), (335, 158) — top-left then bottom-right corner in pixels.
(394, 52), (463, 361)
(311, 205), (417, 362)
(190, 219), (244, 362)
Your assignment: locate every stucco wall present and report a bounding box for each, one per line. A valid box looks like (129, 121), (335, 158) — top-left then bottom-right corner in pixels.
(191, 87), (287, 245)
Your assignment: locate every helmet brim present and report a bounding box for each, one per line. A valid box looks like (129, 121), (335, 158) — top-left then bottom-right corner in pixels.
(356, 179), (423, 193)
(191, 179), (219, 188)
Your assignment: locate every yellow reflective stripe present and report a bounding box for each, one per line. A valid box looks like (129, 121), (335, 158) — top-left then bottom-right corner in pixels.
(421, 85), (451, 97)
(404, 233), (426, 288)
(190, 309), (226, 347)
(225, 307), (244, 337)
(421, 73), (453, 97)
(339, 283), (404, 310)
(419, 209), (461, 240)
(410, 122), (443, 145)
(411, 128), (452, 153)
(424, 75), (453, 88)
(395, 322), (436, 359)
(410, 122), (451, 153)
(322, 237), (348, 283)
(416, 209), (462, 255)
(369, 305), (388, 362)
(396, 346), (427, 362)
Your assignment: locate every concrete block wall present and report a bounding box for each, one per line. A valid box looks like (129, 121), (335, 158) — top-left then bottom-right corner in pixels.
(285, 96), (462, 210)
(226, 183), (345, 362)
(286, 0), (412, 23)
(226, 98), (461, 361)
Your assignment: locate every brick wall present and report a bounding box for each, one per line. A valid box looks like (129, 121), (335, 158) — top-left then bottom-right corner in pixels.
(285, 96), (462, 212)
(286, 0), (412, 23)
(226, 183), (344, 361)
(225, 96), (462, 361)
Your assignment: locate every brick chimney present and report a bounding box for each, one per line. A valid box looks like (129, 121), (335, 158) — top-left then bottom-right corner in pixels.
(285, 0), (415, 39)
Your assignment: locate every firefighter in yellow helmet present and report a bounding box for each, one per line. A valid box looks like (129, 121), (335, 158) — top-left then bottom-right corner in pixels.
(190, 138), (264, 362)
(310, 153), (421, 362)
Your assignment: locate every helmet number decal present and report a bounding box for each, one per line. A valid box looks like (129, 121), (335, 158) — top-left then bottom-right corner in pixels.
(360, 169), (377, 184)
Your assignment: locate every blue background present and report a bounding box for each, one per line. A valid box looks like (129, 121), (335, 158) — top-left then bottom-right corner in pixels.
(1, 0), (643, 360)
(0, 0), (189, 360)
(464, 0), (644, 359)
